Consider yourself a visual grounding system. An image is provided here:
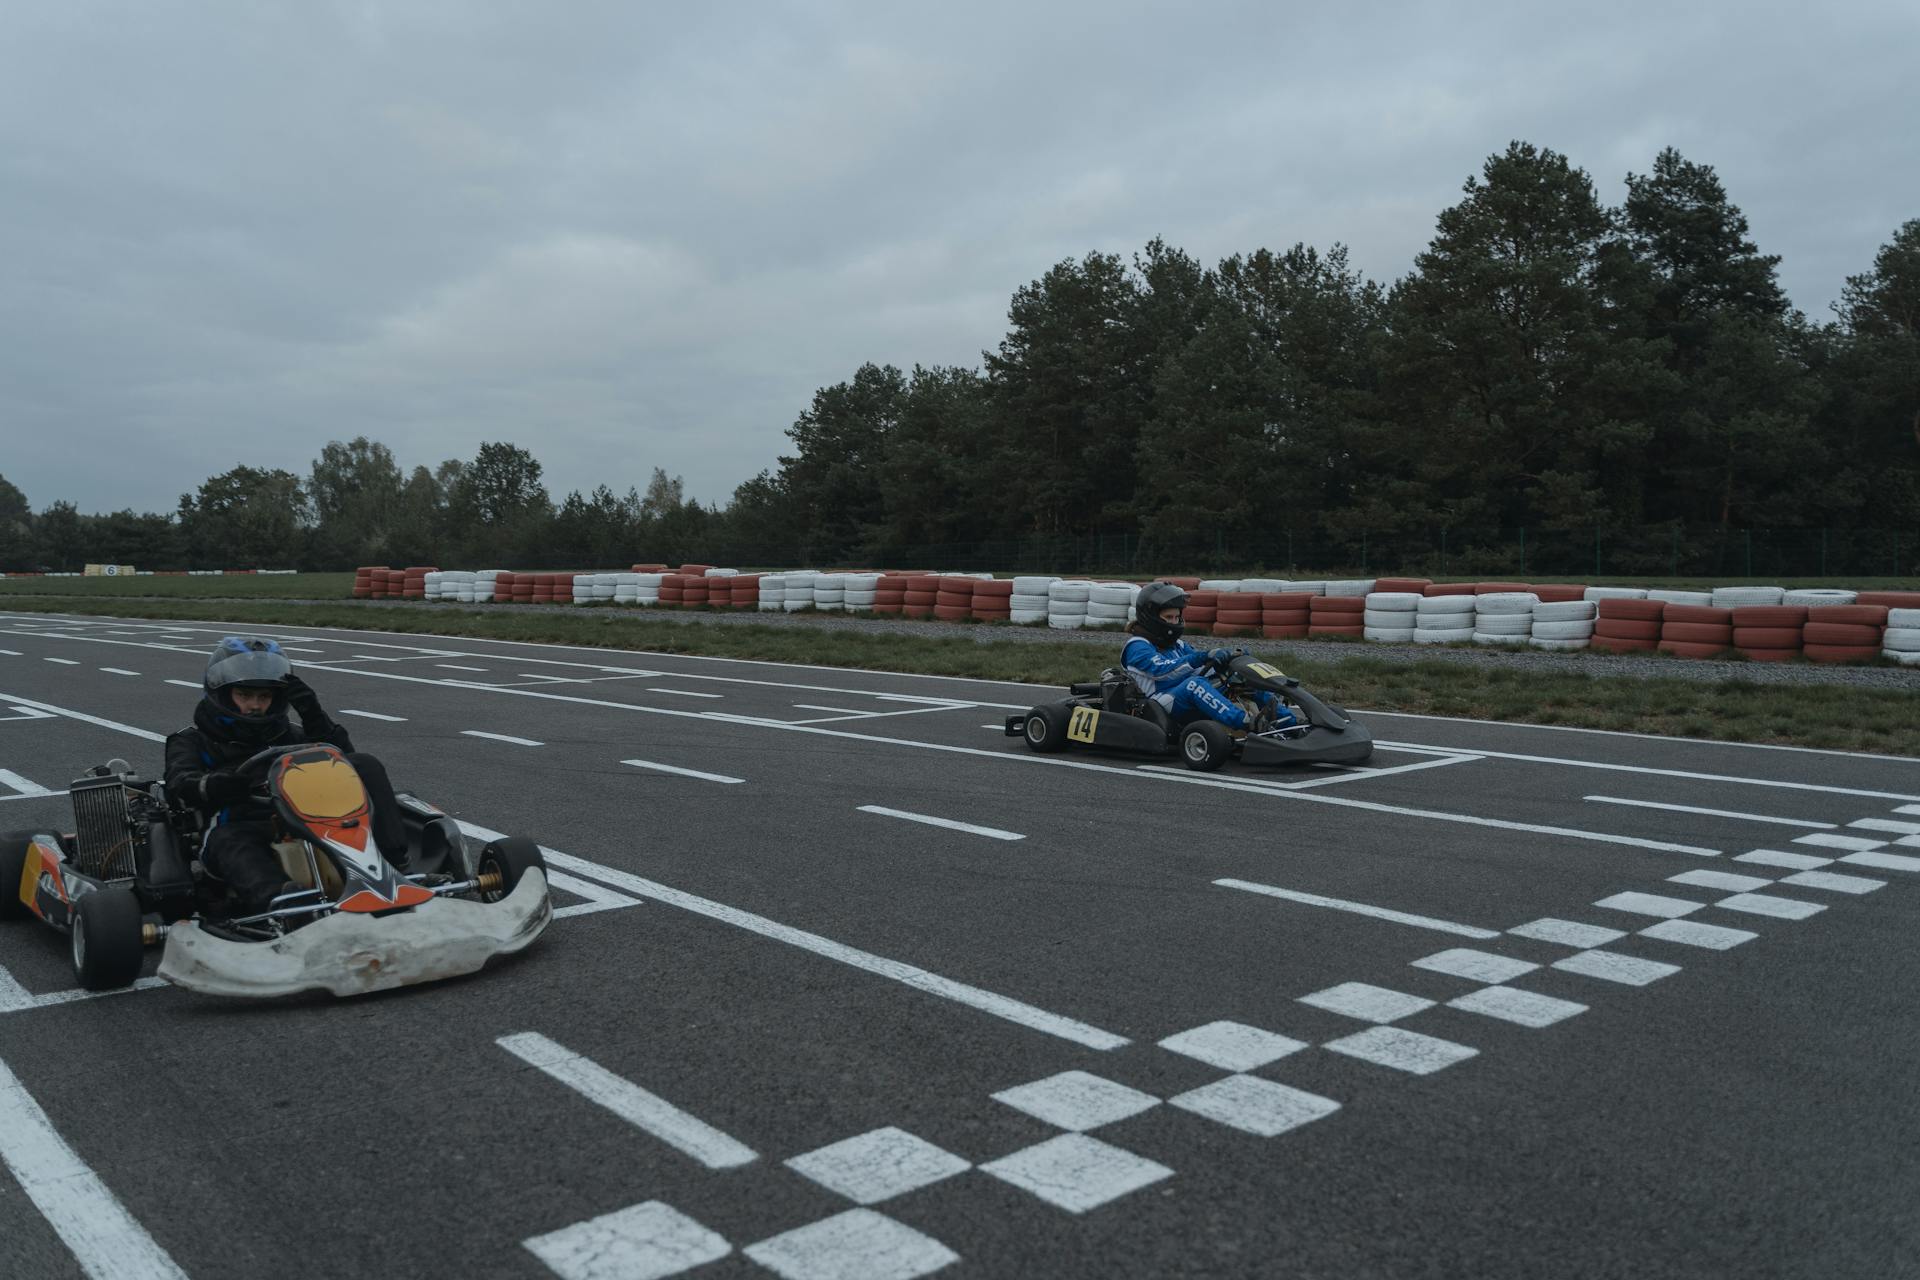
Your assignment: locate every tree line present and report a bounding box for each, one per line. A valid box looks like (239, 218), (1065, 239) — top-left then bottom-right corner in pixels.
(3, 142), (1915, 578)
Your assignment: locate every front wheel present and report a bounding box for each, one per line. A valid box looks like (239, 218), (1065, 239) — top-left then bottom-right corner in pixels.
(1022, 706), (1069, 754)
(72, 887), (146, 989)
(1180, 721), (1233, 772)
(475, 836), (545, 903)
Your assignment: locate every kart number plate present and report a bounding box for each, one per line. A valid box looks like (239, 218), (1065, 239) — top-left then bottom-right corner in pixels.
(1067, 706), (1100, 743)
(1248, 662), (1285, 679)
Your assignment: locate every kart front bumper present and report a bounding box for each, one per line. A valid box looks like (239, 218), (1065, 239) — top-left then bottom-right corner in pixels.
(157, 869), (552, 998)
(1238, 722), (1374, 766)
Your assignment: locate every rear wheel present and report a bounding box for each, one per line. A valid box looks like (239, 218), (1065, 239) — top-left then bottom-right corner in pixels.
(476, 837), (545, 903)
(1180, 721), (1233, 772)
(72, 887), (145, 989)
(0, 832), (33, 921)
(1022, 705), (1069, 754)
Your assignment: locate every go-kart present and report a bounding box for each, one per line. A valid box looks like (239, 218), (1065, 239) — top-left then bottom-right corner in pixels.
(1006, 651), (1373, 771)
(1, 744), (551, 998)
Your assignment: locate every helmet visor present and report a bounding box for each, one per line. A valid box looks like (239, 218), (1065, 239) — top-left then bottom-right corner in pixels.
(206, 647), (292, 690)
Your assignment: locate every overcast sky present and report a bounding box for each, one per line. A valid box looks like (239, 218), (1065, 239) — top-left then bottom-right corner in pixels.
(3, 1), (1915, 516)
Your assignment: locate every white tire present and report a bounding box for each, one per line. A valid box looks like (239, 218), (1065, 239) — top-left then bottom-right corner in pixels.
(1010, 593), (1050, 610)
(1090, 584), (1136, 607)
(1012, 576), (1058, 595)
(1473, 632), (1529, 646)
(1533, 600), (1597, 622)
(1363, 609), (1419, 628)
(1884, 649), (1920, 665)
(1010, 609), (1048, 624)
(1197, 580), (1241, 593)
(1528, 637), (1592, 651)
(1325, 579), (1375, 597)
(1474, 592), (1539, 615)
(1711, 586), (1785, 607)
(1086, 603), (1131, 622)
(1531, 619), (1597, 640)
(1363, 627), (1416, 642)
(1365, 592), (1421, 612)
(1888, 608), (1920, 628)
(1882, 627), (1920, 653)
(1783, 589), (1857, 607)
(1584, 586), (1647, 600)
(1646, 589), (1711, 605)
(1412, 627), (1474, 643)
(1287, 580), (1327, 596)
(1416, 595), (1475, 617)
(1047, 613), (1086, 630)
(1239, 578), (1288, 593)
(1473, 614), (1533, 636)
(1049, 581), (1093, 604)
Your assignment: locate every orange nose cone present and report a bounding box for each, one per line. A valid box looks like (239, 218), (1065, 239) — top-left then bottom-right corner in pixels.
(337, 883), (434, 913)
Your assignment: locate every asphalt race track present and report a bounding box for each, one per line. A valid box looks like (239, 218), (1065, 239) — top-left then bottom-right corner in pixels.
(2, 611), (1917, 1280)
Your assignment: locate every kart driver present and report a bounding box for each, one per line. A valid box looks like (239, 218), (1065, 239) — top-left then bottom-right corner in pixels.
(1123, 582), (1294, 734)
(163, 637), (407, 916)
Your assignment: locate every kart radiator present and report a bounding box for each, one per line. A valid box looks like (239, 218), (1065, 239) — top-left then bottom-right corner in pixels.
(67, 774), (143, 881)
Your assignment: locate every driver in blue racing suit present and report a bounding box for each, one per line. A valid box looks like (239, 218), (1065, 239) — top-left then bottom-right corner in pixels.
(163, 637), (406, 916)
(1122, 582), (1293, 733)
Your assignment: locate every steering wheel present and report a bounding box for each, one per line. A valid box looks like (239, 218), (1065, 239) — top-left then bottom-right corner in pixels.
(232, 742), (322, 782)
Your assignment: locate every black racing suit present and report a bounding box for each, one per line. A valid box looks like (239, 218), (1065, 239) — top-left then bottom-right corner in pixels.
(163, 698), (406, 912)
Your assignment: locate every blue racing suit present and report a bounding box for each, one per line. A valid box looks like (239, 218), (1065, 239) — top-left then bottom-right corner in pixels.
(1122, 636), (1252, 728)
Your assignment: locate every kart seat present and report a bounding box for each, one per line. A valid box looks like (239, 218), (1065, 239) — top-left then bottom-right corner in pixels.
(1141, 698), (1174, 736)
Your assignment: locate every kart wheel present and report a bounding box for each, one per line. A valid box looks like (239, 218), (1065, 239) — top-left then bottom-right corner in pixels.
(476, 836), (544, 903)
(0, 831), (34, 920)
(1180, 721), (1232, 772)
(72, 886), (145, 990)
(1022, 706), (1069, 754)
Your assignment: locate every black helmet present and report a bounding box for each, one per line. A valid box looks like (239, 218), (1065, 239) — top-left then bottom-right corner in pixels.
(1134, 581), (1189, 647)
(201, 636), (292, 741)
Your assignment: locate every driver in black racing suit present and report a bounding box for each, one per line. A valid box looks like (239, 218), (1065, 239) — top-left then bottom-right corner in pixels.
(163, 637), (406, 916)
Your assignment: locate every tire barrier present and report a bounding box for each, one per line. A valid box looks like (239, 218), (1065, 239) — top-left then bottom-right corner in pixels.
(1593, 598), (1664, 652)
(1047, 579), (1093, 630)
(1307, 594), (1364, 639)
(1802, 604), (1887, 663)
(1658, 603), (1734, 658)
(1413, 593), (1474, 644)
(1362, 591), (1420, 642)
(349, 565), (1919, 666)
(1010, 575), (1057, 624)
(973, 577), (1015, 622)
(1473, 591), (1537, 647)
(1886, 608), (1920, 665)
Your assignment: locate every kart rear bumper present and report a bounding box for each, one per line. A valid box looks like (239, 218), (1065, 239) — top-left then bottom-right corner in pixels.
(157, 869), (552, 998)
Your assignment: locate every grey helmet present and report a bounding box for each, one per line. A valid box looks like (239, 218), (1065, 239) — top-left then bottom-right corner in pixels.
(1133, 581), (1189, 648)
(202, 636), (293, 734)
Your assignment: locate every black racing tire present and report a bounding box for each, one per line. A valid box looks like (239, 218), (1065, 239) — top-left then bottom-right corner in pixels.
(1022, 705), (1070, 754)
(1180, 721), (1233, 772)
(476, 836), (545, 903)
(0, 831), (33, 921)
(72, 886), (146, 990)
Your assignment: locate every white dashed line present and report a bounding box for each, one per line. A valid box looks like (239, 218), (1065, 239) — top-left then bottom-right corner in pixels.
(646, 687), (723, 699)
(98, 667), (140, 676)
(620, 759), (745, 785)
(0, 649), (19, 656)
(1849, 818), (1920, 835)
(855, 806), (1024, 841)
(461, 730), (543, 747)
(1792, 833), (1888, 851)
(0, 770), (55, 798)
(338, 709), (407, 722)
(1216, 880), (1500, 939)
(1581, 796), (1835, 828)
(43, 657), (78, 665)
(0, 1055), (189, 1280)
(497, 1033), (757, 1169)
(164, 679), (200, 689)
(1841, 850), (1920, 872)
(436, 663), (489, 672)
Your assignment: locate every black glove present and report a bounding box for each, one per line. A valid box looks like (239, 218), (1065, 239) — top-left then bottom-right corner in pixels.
(202, 770), (250, 805)
(282, 672), (321, 718)
(1207, 647), (1233, 666)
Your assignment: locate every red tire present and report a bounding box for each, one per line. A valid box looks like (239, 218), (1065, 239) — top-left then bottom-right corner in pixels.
(909, 575), (943, 594)
(1185, 607), (1217, 625)
(1802, 622), (1882, 646)
(1211, 623), (1259, 637)
(1658, 640), (1731, 658)
(1261, 611), (1310, 627)
(933, 604), (972, 621)
(1855, 591), (1920, 608)
(1737, 647), (1800, 662)
(902, 604), (935, 618)
(1423, 583), (1476, 596)
(1309, 624), (1364, 638)
(1664, 604), (1732, 625)
(1730, 605), (1808, 626)
(1261, 624), (1309, 639)
(1373, 578), (1431, 594)
(1309, 598), (1363, 614)
(1261, 593), (1313, 610)
(1661, 622), (1734, 645)
(1591, 635), (1658, 652)
(1806, 605), (1888, 626)
(1594, 620), (1661, 641)
(1733, 627), (1803, 648)
(1216, 610), (1263, 626)
(1530, 584), (1587, 603)
(1157, 576), (1202, 589)
(1598, 599), (1665, 622)
(1802, 644), (1881, 664)
(1187, 591), (1218, 608)
(973, 580), (1014, 599)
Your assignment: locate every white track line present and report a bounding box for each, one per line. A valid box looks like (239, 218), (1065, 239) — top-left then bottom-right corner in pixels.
(338, 709), (407, 722)
(0, 769), (55, 798)
(497, 1032), (757, 1169)
(0, 692), (166, 742)
(1216, 879), (1500, 938)
(461, 730), (543, 747)
(435, 663), (488, 672)
(621, 759), (745, 785)
(856, 806), (1025, 842)
(547, 871), (644, 918)
(1581, 796), (1837, 828)
(43, 657), (79, 665)
(164, 679), (200, 689)
(458, 821), (1125, 1051)
(98, 668), (140, 676)
(0, 1054), (190, 1279)
(646, 687), (723, 699)
(1377, 740), (1920, 802)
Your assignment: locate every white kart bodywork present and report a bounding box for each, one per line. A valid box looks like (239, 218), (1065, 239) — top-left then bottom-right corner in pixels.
(156, 870), (551, 998)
